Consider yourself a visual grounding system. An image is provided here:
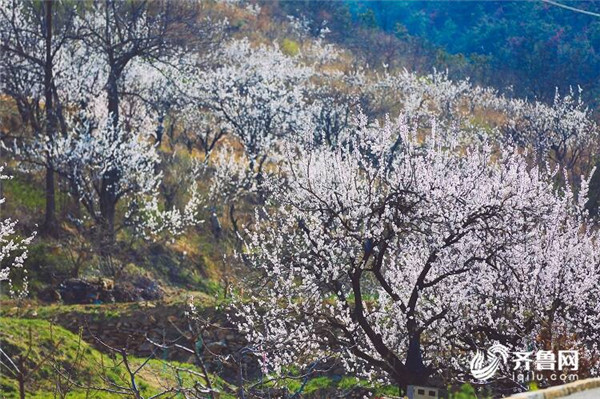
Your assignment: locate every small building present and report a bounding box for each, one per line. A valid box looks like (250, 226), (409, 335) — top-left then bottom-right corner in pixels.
(407, 385), (448, 399)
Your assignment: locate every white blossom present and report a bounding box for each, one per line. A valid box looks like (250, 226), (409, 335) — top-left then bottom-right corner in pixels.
(234, 112), (600, 385)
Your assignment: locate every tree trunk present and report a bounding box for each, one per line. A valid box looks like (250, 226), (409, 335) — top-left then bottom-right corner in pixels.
(43, 166), (57, 233)
(98, 68), (121, 251)
(229, 202), (239, 235)
(403, 333), (430, 388)
(42, 0), (57, 235)
(17, 356), (25, 399)
(99, 172), (117, 252)
(18, 374), (25, 399)
(106, 70), (120, 125)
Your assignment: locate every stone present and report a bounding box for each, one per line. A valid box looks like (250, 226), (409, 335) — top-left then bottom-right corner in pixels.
(38, 287), (61, 303)
(205, 341), (227, 355)
(58, 278), (115, 304)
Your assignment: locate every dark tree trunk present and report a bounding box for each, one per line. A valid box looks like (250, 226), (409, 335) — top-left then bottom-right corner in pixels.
(17, 356), (25, 399)
(99, 170), (117, 251)
(106, 70), (120, 125)
(18, 374), (25, 399)
(229, 202), (239, 235)
(43, 165), (56, 233)
(42, 0), (57, 235)
(402, 333), (430, 389)
(97, 69), (121, 250)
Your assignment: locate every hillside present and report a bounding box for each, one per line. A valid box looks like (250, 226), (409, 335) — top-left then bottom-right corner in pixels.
(1, 0), (599, 398)
(277, 0), (600, 104)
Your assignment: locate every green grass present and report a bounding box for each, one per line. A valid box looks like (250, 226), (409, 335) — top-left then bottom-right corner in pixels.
(0, 317), (235, 398)
(1, 301), (134, 320)
(2, 176), (45, 212)
(260, 373), (399, 397)
(448, 383), (495, 399)
(0, 289), (230, 321)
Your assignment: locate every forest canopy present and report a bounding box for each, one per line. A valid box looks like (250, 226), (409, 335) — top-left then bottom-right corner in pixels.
(280, 0), (600, 103)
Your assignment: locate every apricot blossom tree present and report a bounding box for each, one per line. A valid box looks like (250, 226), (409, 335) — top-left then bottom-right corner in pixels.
(235, 114), (600, 388)
(0, 168), (34, 299)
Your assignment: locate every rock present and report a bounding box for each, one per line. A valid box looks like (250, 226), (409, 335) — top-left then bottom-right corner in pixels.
(134, 276), (163, 301)
(59, 279), (99, 304)
(98, 278), (114, 291)
(205, 341), (227, 355)
(58, 278), (115, 304)
(57, 275), (164, 305)
(113, 281), (139, 302)
(112, 276), (164, 303)
(38, 286), (61, 303)
(215, 329), (229, 341)
(138, 342), (154, 353)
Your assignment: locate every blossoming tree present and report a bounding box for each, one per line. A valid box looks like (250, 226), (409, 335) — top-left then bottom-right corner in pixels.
(235, 113), (600, 389)
(0, 0), (82, 233)
(0, 168), (34, 299)
(199, 39), (313, 167)
(198, 39), (314, 233)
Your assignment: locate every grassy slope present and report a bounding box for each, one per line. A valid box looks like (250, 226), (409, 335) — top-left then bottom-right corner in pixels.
(0, 317), (236, 398)
(0, 315), (401, 398)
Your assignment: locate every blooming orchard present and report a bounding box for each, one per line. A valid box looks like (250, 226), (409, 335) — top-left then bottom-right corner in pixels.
(235, 113), (600, 387)
(2, 2), (600, 393)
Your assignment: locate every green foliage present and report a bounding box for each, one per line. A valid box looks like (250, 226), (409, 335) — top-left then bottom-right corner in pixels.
(529, 381), (539, 391)
(281, 38), (300, 56)
(143, 244), (205, 288)
(358, 8), (377, 30)
(350, 0), (600, 102)
(25, 243), (74, 291)
(450, 383), (477, 399)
